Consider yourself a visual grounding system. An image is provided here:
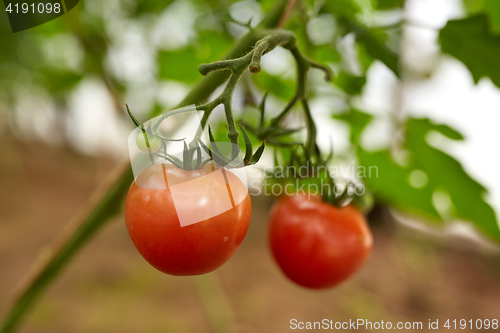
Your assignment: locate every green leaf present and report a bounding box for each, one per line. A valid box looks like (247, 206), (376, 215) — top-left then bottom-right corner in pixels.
(358, 148), (443, 220)
(358, 43), (376, 72)
(406, 118), (499, 241)
(321, 0), (360, 18)
(314, 45), (341, 63)
(197, 30), (233, 61)
(133, 0), (175, 15)
(374, 0), (405, 10)
(334, 72), (367, 95)
(158, 30), (233, 83)
(358, 117), (500, 242)
(440, 14), (500, 87)
(463, 0), (485, 13)
(483, 0), (500, 34)
(333, 108), (372, 143)
(463, 0), (500, 34)
(253, 71), (295, 101)
(40, 70), (82, 93)
(158, 48), (201, 83)
(339, 18), (400, 77)
(410, 118), (464, 141)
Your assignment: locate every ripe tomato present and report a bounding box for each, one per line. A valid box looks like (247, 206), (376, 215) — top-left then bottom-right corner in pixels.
(125, 163), (251, 276)
(268, 194), (373, 289)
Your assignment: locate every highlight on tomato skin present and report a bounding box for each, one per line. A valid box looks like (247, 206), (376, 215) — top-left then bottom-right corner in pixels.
(125, 163), (252, 276)
(268, 194), (373, 289)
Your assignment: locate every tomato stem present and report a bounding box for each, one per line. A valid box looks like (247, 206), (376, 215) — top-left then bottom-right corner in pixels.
(129, 29), (333, 171)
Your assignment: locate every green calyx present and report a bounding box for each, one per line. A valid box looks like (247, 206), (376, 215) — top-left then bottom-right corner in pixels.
(265, 144), (373, 213)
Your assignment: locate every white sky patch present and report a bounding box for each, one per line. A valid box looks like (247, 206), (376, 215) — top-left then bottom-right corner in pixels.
(260, 47), (295, 78)
(152, 0), (198, 50)
(307, 14), (336, 45)
(66, 78), (129, 157)
(229, 0), (263, 28)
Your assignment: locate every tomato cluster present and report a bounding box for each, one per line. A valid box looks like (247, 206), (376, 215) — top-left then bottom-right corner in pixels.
(125, 164), (372, 288)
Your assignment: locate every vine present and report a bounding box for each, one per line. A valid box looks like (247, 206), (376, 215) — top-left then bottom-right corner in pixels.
(127, 29), (333, 169)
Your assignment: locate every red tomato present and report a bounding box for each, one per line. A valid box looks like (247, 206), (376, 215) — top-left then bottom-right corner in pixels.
(268, 194), (373, 289)
(125, 163), (251, 276)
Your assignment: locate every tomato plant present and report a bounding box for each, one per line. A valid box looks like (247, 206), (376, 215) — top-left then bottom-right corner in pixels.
(125, 163), (251, 276)
(6, 2), (500, 333)
(121, 29), (332, 277)
(268, 194), (373, 289)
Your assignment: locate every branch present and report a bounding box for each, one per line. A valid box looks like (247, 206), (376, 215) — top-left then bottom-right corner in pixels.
(248, 30), (296, 73)
(270, 44), (333, 126)
(192, 26), (334, 159)
(158, 30), (301, 163)
(152, 29), (332, 165)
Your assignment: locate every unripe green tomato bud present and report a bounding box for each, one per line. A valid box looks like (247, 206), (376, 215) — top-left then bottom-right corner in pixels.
(136, 132), (161, 153)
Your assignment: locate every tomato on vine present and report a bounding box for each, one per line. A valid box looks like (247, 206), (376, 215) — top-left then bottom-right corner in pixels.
(268, 194), (373, 289)
(125, 163), (251, 276)
(123, 26), (333, 277)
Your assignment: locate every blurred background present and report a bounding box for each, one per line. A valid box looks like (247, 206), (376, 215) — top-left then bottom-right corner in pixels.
(1, 0), (500, 332)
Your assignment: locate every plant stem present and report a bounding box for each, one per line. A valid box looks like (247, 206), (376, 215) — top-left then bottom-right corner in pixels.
(193, 29), (300, 159)
(277, 0), (300, 28)
(270, 45), (332, 126)
(301, 98), (317, 156)
(190, 274), (237, 333)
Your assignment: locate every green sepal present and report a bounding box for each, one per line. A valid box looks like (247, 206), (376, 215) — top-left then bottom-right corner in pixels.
(198, 140), (232, 167)
(194, 145), (202, 170)
(239, 119), (257, 134)
(266, 138), (303, 147)
(259, 91), (269, 127)
(208, 126), (226, 160)
(183, 141), (192, 171)
(153, 152), (183, 168)
(239, 123), (253, 166)
(155, 133), (186, 142)
(272, 127), (303, 137)
(249, 141), (266, 165)
(125, 104), (143, 130)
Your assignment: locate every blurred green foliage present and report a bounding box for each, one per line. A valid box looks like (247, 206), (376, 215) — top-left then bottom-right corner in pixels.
(440, 15), (500, 87)
(463, 0), (500, 34)
(159, 30), (233, 83)
(339, 18), (400, 77)
(373, 0), (404, 10)
(356, 118), (500, 242)
(3, 1), (500, 332)
(334, 72), (366, 95)
(333, 108), (372, 144)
